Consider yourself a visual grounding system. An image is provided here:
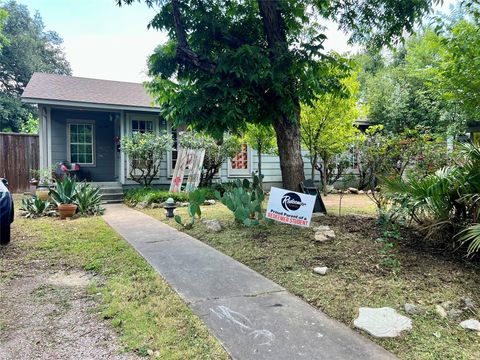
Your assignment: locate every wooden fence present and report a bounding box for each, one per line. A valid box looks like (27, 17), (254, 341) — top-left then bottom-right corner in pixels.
(0, 132), (39, 193)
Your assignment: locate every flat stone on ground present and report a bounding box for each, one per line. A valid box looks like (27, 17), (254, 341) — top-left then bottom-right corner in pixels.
(460, 319), (480, 331)
(354, 307), (412, 338)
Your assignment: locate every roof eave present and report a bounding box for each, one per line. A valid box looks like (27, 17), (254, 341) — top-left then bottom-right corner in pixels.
(21, 97), (161, 113)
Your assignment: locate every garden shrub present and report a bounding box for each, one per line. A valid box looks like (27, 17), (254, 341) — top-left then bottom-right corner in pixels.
(123, 187), (216, 206)
(384, 142), (480, 255)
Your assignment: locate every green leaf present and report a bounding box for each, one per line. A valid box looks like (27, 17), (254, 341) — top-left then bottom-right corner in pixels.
(174, 215), (183, 225)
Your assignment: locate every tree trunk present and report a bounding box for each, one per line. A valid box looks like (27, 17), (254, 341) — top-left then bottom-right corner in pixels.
(322, 158), (328, 196)
(310, 153), (317, 182)
(257, 146), (263, 189)
(272, 113), (305, 191)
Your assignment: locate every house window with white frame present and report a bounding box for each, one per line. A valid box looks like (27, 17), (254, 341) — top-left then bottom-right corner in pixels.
(131, 119), (154, 133)
(68, 123), (94, 165)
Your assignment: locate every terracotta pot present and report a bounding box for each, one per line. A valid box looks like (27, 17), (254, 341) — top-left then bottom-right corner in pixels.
(58, 203), (77, 219)
(36, 187), (50, 201)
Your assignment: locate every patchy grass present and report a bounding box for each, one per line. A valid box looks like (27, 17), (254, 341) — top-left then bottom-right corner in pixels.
(142, 203), (480, 360)
(11, 206), (228, 360)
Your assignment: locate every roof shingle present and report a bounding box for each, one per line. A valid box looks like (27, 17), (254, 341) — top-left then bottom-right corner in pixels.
(21, 73), (159, 110)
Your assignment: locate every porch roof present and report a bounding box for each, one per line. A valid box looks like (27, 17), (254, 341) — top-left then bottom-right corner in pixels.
(21, 73), (160, 112)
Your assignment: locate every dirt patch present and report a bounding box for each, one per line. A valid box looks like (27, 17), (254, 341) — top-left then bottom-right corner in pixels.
(0, 230), (140, 360)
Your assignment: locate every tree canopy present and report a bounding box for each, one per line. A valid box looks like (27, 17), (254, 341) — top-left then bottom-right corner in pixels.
(0, 0), (71, 132)
(118, 0), (438, 190)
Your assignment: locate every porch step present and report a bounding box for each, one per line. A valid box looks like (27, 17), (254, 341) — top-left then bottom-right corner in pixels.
(102, 192), (123, 204)
(91, 182), (124, 204)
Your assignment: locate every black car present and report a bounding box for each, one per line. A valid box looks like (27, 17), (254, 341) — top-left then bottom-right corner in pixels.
(0, 178), (14, 245)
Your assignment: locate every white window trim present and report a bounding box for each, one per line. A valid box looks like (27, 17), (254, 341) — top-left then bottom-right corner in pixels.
(227, 144), (252, 177)
(66, 120), (96, 167)
(127, 113), (158, 134)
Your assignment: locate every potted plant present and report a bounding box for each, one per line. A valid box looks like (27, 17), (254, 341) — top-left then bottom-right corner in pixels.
(49, 176), (77, 219)
(35, 168), (51, 201)
(29, 169), (40, 195)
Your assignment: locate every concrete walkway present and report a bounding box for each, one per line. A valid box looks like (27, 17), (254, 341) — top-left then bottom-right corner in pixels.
(103, 204), (396, 360)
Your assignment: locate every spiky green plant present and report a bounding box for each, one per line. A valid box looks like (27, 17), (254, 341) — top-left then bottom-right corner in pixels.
(75, 183), (105, 215)
(215, 174), (265, 226)
(49, 176), (77, 205)
(20, 197), (51, 218)
(384, 142), (480, 255)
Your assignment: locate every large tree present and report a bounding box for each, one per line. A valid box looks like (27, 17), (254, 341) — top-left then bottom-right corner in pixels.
(0, 1), (71, 132)
(119, 0), (437, 190)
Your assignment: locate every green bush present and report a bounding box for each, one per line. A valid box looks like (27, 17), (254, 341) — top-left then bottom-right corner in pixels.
(384, 143), (480, 255)
(124, 187), (217, 205)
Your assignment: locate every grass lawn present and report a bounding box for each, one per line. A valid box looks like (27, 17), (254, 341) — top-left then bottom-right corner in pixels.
(142, 201), (480, 360)
(6, 197), (228, 360)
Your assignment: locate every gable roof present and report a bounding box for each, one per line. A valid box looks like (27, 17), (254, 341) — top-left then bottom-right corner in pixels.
(21, 73), (160, 112)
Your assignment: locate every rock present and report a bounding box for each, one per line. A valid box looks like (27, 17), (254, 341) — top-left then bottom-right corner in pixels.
(354, 307), (412, 338)
(447, 309), (463, 319)
(313, 266), (329, 275)
(404, 303), (425, 315)
(314, 233), (330, 242)
(348, 187), (359, 194)
(367, 190), (373, 194)
(460, 297), (475, 310)
(441, 301), (454, 311)
(314, 225), (331, 232)
(202, 219), (222, 232)
(204, 199), (216, 206)
(178, 202), (189, 207)
(435, 305), (448, 318)
(151, 203), (163, 209)
(136, 201), (149, 209)
(459, 319), (480, 331)
(313, 225), (335, 242)
(358, 190), (365, 194)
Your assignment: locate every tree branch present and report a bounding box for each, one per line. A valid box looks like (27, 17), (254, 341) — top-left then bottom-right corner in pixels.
(171, 0), (216, 73)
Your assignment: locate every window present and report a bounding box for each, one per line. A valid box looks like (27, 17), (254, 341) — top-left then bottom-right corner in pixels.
(171, 129), (179, 170)
(228, 143), (251, 176)
(132, 119), (153, 133)
(68, 123), (94, 165)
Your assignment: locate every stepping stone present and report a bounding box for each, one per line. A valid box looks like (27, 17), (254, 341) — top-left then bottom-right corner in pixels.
(354, 307), (412, 338)
(460, 319), (480, 331)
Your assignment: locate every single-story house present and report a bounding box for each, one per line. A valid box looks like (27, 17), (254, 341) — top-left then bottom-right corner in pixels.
(21, 73), (359, 190)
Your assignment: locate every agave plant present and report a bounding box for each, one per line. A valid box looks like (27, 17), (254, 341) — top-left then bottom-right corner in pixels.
(49, 176), (77, 205)
(75, 182), (105, 215)
(20, 197), (51, 218)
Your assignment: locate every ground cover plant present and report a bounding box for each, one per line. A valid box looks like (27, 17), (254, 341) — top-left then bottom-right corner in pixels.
(141, 200), (480, 360)
(8, 196), (228, 359)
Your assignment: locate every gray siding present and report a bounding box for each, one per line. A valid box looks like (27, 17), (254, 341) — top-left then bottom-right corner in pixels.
(51, 109), (117, 181)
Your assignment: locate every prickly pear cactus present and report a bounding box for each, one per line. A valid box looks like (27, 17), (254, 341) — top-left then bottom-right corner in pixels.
(215, 174), (265, 226)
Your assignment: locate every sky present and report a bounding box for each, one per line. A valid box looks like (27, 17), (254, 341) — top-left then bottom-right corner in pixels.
(19, 0), (459, 83)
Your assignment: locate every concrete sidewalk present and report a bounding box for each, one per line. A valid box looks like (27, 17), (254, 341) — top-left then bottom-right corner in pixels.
(103, 204), (396, 360)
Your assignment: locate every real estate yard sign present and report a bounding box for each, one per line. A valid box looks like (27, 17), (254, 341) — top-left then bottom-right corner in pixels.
(265, 187), (316, 227)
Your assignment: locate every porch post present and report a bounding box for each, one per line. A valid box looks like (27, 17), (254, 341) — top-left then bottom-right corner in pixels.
(38, 105), (49, 170)
(119, 110), (126, 184)
(46, 106), (52, 168)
